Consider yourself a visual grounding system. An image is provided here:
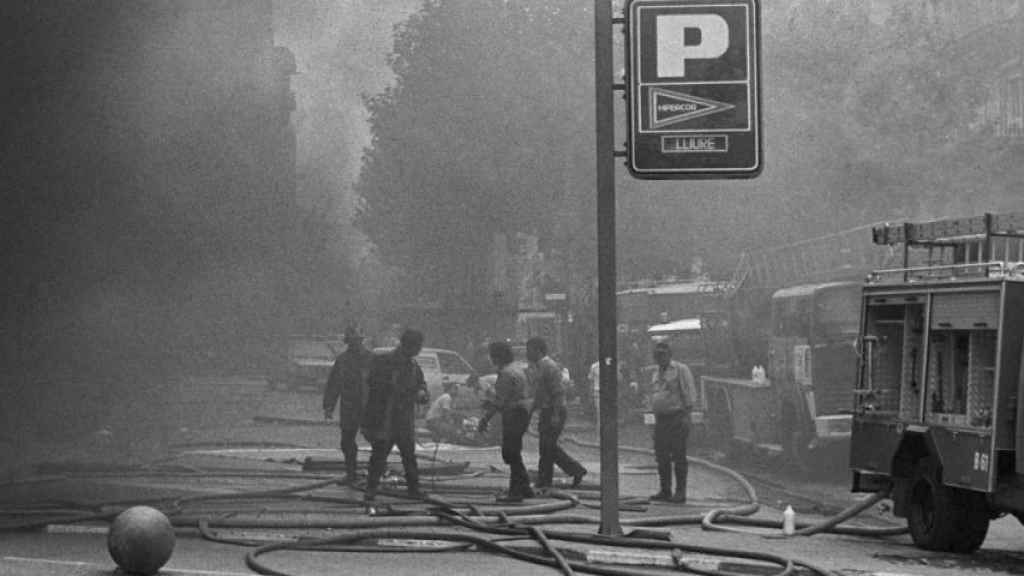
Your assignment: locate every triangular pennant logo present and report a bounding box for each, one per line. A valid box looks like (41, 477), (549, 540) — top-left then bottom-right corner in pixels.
(649, 88), (734, 129)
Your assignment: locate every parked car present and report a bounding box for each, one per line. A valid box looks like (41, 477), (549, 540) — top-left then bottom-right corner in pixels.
(276, 335), (345, 391)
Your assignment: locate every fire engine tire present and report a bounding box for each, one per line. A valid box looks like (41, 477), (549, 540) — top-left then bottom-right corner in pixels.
(949, 489), (989, 553)
(907, 462), (989, 553)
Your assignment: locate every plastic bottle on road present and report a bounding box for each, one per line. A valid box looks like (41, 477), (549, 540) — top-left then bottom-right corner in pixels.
(782, 505), (796, 535)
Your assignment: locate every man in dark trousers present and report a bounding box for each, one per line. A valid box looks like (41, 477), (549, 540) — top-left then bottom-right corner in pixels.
(526, 337), (587, 490)
(322, 326), (373, 484)
(362, 329), (430, 502)
(478, 340), (534, 502)
(648, 341), (697, 503)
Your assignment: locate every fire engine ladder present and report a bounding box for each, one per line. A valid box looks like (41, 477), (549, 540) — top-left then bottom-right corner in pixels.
(870, 211), (1024, 283)
(728, 222), (897, 296)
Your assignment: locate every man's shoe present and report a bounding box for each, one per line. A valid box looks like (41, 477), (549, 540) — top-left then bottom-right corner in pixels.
(522, 487), (536, 499)
(496, 493), (524, 504)
(571, 470), (587, 488)
(650, 491), (672, 501)
(670, 491), (687, 504)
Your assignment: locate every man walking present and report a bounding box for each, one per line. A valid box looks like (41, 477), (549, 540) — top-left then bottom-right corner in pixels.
(362, 329), (431, 501)
(323, 326), (373, 484)
(648, 341), (697, 503)
(526, 337), (587, 490)
(478, 341), (534, 502)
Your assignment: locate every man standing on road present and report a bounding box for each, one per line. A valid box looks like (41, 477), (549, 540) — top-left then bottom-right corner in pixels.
(588, 358), (624, 430)
(588, 360), (601, 424)
(478, 341), (534, 503)
(648, 341), (697, 503)
(323, 326), (373, 484)
(526, 337), (587, 490)
(362, 329), (431, 502)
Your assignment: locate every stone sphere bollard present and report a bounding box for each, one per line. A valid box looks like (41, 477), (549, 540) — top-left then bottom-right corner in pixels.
(107, 506), (175, 575)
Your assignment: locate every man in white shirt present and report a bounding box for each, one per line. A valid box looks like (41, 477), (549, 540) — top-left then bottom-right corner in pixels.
(588, 359), (625, 429)
(588, 360), (601, 424)
(648, 341), (697, 503)
(425, 381), (457, 442)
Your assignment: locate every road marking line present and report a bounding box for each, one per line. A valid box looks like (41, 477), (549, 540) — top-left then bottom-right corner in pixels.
(2, 556), (254, 576)
(586, 549), (721, 569)
(378, 538), (459, 548)
(44, 524), (108, 534)
(3, 556), (91, 567)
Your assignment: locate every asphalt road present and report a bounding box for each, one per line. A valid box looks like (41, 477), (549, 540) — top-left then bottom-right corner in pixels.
(3, 376), (1024, 576)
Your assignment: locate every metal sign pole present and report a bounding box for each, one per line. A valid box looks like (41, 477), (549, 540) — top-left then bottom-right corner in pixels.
(594, 0), (621, 537)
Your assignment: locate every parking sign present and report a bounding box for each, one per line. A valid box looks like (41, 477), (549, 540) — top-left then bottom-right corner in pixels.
(627, 0), (761, 179)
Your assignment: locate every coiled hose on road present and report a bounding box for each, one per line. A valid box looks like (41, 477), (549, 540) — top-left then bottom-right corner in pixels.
(235, 488), (812, 576)
(1, 439), (906, 576)
(561, 434), (907, 539)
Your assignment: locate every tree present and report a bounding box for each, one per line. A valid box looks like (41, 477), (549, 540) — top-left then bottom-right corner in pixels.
(355, 0), (593, 310)
(357, 0), (1024, 303)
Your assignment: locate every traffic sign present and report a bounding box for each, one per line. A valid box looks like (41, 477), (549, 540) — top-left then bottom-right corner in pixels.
(627, 0), (761, 179)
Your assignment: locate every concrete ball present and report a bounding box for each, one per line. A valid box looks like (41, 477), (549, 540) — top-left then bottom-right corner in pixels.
(107, 506), (175, 575)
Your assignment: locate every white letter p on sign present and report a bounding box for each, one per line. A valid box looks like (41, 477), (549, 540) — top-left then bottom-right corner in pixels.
(656, 14), (729, 78)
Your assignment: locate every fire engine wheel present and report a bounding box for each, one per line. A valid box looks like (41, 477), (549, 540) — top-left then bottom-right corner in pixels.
(907, 462), (989, 553)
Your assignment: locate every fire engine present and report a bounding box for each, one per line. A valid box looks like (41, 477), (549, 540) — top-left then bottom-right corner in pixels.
(850, 211), (1024, 552)
(701, 224), (893, 466)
